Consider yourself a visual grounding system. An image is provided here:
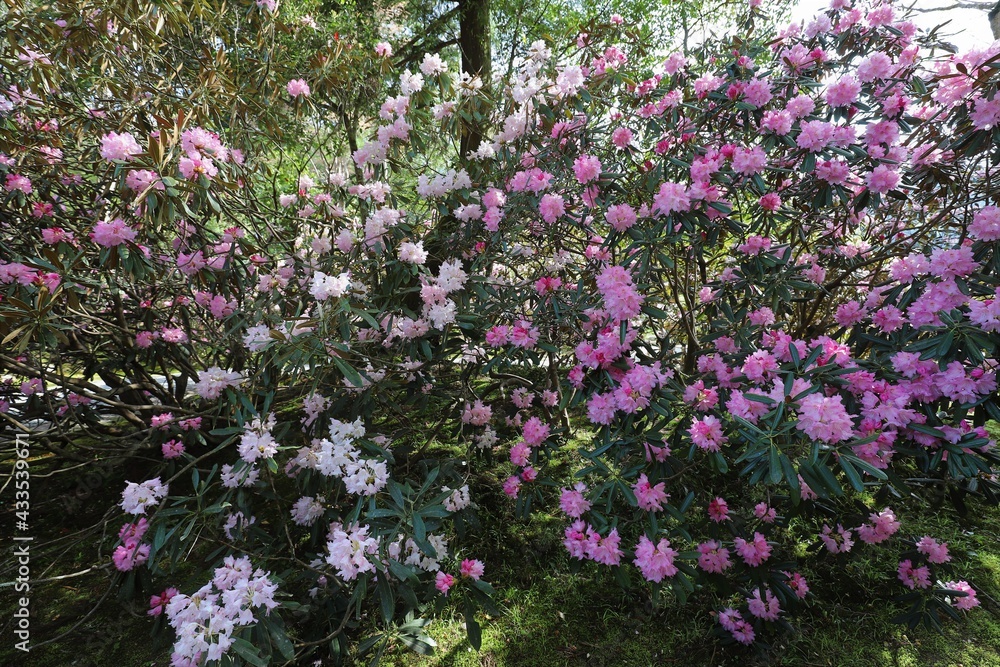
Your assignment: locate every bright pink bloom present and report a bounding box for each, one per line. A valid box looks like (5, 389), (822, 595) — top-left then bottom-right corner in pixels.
(435, 571), (455, 595)
(633, 474), (668, 512)
(898, 559), (931, 589)
(522, 417), (550, 447)
(633, 535), (678, 582)
(689, 415), (726, 452)
(916, 536), (951, 564)
(100, 131), (142, 161)
(857, 508), (900, 544)
(796, 393), (854, 443)
(596, 265), (643, 321)
(91, 218), (138, 247)
(866, 165), (900, 194)
(944, 581), (979, 610)
(460, 559), (485, 580)
(606, 203), (637, 231)
(539, 193), (565, 223)
(734, 532), (771, 566)
(148, 587), (179, 616)
(573, 154), (602, 184)
(747, 587), (781, 621)
(708, 496), (729, 522)
(161, 439), (185, 459)
(696, 540), (732, 573)
(287, 79), (310, 97)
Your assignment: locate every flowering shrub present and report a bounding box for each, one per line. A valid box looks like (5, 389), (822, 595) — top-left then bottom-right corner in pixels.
(2, 0), (1000, 663)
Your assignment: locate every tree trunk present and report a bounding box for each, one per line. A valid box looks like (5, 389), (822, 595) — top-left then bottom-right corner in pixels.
(458, 0), (491, 158)
(990, 2), (1000, 40)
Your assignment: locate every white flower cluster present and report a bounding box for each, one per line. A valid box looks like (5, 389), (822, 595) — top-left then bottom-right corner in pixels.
(237, 413), (278, 464)
(120, 477), (168, 515)
(193, 366), (244, 400)
(165, 556), (278, 665)
(221, 462), (259, 488)
(309, 270), (351, 301)
(415, 168), (472, 198)
(443, 485), (471, 512)
(290, 495), (326, 526)
(288, 418), (389, 496)
(363, 207), (404, 249)
(388, 533), (449, 572)
(326, 522), (379, 580)
(243, 323), (272, 352)
(419, 53), (448, 77)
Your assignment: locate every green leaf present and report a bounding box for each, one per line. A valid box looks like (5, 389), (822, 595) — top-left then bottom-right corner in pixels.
(268, 623), (295, 660)
(231, 638), (269, 667)
(464, 604), (482, 650)
(839, 455), (864, 492)
(769, 446), (783, 485)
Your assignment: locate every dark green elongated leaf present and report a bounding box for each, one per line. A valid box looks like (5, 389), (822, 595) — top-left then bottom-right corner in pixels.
(815, 460), (844, 496)
(378, 577), (394, 622)
(464, 600), (482, 650)
(332, 356), (364, 388)
(231, 638), (269, 667)
(268, 622), (295, 660)
(839, 455), (864, 492)
(357, 634), (385, 655)
(398, 631), (436, 656)
(841, 454), (888, 481)
(769, 446), (783, 485)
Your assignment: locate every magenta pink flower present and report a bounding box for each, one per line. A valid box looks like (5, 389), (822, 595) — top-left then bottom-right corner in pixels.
(178, 155), (215, 180)
(596, 265), (643, 321)
(916, 536), (951, 564)
(943, 581), (979, 610)
(697, 540), (732, 573)
(633, 474), (668, 512)
(969, 206), (1000, 241)
(754, 502), (777, 523)
(747, 587), (781, 621)
(100, 131), (142, 161)
(819, 524), (854, 554)
(91, 218), (138, 247)
(460, 559), (484, 580)
(708, 496), (729, 522)
(759, 193), (781, 211)
(690, 415), (726, 452)
(652, 181), (690, 216)
(538, 193), (565, 224)
(509, 320), (540, 349)
(148, 587), (179, 616)
(738, 235), (771, 256)
(734, 532), (771, 566)
(866, 165), (900, 194)
(611, 127), (633, 148)
(796, 393), (855, 443)
(509, 441), (530, 467)
(162, 439), (185, 459)
(435, 571), (455, 595)
(521, 417), (550, 447)
(559, 482), (591, 518)
(573, 154), (602, 184)
(898, 559), (931, 589)
(857, 508), (900, 544)
(633, 535), (678, 582)
(606, 203), (637, 231)
(287, 79), (310, 97)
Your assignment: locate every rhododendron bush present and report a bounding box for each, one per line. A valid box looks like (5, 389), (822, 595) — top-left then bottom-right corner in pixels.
(3, 0), (1000, 663)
